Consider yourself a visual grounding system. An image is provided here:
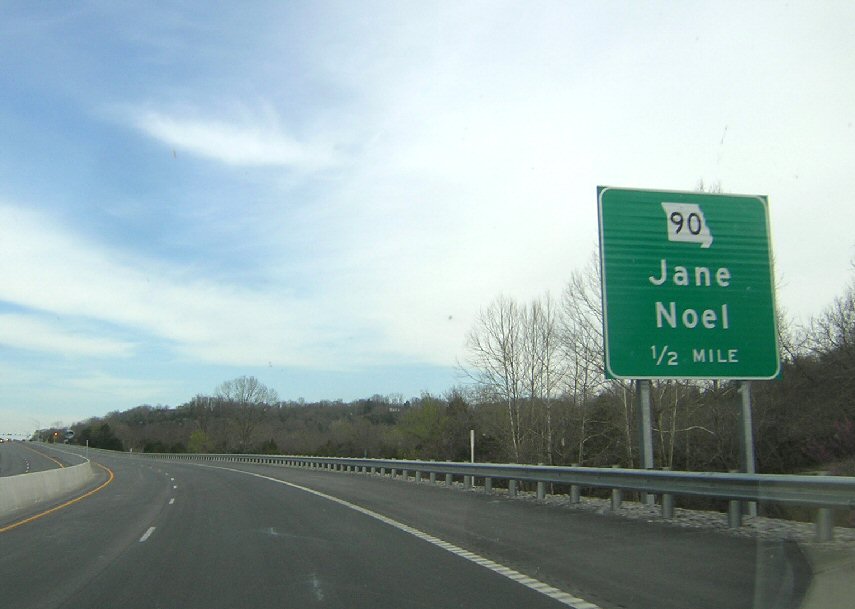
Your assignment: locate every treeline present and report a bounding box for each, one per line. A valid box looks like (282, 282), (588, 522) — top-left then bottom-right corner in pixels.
(68, 259), (855, 475)
(459, 255), (855, 475)
(69, 389), (481, 460)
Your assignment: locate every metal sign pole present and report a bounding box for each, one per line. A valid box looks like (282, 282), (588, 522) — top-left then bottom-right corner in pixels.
(738, 381), (758, 516)
(635, 379), (655, 505)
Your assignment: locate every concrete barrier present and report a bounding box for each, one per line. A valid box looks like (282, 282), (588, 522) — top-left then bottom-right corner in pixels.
(0, 461), (97, 517)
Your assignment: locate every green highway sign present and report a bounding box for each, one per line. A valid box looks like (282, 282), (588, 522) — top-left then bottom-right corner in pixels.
(597, 186), (780, 380)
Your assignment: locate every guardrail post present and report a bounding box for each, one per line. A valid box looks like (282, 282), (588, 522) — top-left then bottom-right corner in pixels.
(611, 465), (622, 510)
(445, 473), (453, 486)
(660, 467), (674, 518)
(380, 467), (386, 476)
(569, 463), (581, 503)
(415, 471), (422, 483)
(611, 487), (622, 510)
(728, 500), (742, 528)
(815, 508), (834, 542)
(402, 469), (409, 480)
(464, 475), (472, 489)
(661, 493), (675, 518)
(391, 468), (398, 478)
(484, 477), (492, 494)
(536, 481), (545, 501)
(429, 472), (436, 484)
(509, 480), (518, 496)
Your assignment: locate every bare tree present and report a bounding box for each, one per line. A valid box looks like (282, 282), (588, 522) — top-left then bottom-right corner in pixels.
(521, 293), (566, 463)
(464, 295), (524, 461)
(695, 178), (723, 194)
(806, 281), (855, 365)
(188, 394), (216, 434)
(560, 253), (633, 464)
(216, 376), (278, 451)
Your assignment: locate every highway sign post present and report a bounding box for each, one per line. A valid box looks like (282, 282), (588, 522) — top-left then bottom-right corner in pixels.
(597, 186), (779, 380)
(598, 187), (779, 500)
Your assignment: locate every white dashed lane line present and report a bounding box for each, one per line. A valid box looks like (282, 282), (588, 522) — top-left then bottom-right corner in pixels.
(139, 526), (156, 543)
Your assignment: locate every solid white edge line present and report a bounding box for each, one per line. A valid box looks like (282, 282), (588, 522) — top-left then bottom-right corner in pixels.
(139, 526), (156, 542)
(205, 464), (603, 609)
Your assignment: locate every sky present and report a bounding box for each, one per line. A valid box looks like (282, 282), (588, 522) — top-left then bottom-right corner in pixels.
(1, 1), (854, 435)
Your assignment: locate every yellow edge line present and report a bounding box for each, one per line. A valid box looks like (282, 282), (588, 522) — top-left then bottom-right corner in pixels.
(0, 462), (115, 534)
(21, 443), (66, 468)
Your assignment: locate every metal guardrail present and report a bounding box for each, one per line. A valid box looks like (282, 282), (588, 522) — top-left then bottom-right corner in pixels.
(122, 451), (855, 541)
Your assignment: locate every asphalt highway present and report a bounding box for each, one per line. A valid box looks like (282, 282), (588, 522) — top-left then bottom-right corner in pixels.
(0, 441), (75, 477)
(0, 448), (812, 609)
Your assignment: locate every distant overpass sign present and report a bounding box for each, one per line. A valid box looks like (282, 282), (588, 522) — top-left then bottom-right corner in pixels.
(597, 186), (780, 380)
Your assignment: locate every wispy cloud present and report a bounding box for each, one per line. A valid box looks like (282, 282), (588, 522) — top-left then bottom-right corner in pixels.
(132, 109), (336, 169)
(0, 202), (374, 369)
(66, 371), (178, 398)
(0, 313), (133, 357)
